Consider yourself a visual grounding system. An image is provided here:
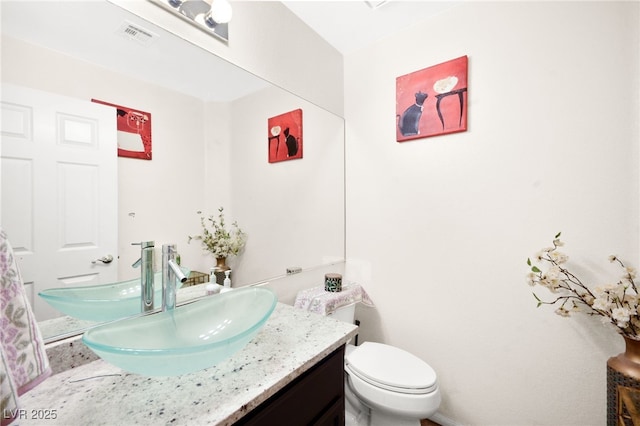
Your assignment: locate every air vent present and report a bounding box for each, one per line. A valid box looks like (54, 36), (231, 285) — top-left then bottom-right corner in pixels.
(365, 1), (390, 10)
(116, 20), (158, 46)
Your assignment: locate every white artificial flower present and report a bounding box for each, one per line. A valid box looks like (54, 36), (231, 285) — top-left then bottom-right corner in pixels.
(612, 283), (627, 301)
(593, 297), (612, 311)
(549, 251), (569, 264)
(571, 305), (582, 313)
(546, 266), (561, 279)
(595, 283), (618, 297)
(612, 307), (631, 326)
(624, 295), (639, 312)
(593, 285), (608, 298)
(540, 275), (560, 292)
(626, 267), (637, 279)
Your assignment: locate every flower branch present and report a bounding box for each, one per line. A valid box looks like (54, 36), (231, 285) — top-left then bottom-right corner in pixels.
(188, 207), (246, 259)
(527, 232), (640, 339)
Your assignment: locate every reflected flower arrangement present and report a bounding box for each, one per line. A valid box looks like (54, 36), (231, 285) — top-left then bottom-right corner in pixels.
(188, 207), (246, 259)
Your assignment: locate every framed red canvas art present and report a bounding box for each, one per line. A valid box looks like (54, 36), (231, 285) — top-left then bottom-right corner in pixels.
(268, 109), (303, 163)
(92, 99), (152, 160)
(396, 55), (468, 142)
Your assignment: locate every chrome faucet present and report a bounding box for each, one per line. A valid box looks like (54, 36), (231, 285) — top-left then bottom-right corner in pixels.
(162, 244), (187, 312)
(132, 241), (155, 313)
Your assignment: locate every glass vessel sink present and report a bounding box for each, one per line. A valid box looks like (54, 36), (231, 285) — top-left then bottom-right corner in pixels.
(82, 287), (278, 376)
(38, 270), (187, 322)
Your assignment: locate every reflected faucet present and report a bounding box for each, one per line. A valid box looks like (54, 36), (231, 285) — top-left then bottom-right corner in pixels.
(162, 244), (187, 312)
(132, 241), (155, 313)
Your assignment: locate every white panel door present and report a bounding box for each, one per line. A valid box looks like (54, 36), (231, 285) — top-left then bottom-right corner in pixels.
(1, 83), (118, 321)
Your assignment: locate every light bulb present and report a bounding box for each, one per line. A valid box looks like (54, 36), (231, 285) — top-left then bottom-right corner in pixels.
(209, 0), (232, 24)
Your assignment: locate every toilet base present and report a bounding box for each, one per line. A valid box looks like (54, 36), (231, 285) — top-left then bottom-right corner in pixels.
(370, 410), (421, 426)
(345, 406), (368, 426)
(345, 380), (368, 426)
(345, 385), (423, 426)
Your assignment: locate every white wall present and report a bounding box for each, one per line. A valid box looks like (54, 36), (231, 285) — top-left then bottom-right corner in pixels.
(228, 85), (345, 285)
(345, 1), (639, 425)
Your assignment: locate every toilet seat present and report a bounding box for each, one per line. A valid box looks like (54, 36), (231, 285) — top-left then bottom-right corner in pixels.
(345, 342), (437, 395)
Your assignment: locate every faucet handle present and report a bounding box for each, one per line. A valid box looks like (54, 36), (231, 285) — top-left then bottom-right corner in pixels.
(132, 241), (154, 268)
(131, 241), (154, 248)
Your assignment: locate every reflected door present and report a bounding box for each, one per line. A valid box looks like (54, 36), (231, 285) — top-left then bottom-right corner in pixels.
(1, 84), (118, 321)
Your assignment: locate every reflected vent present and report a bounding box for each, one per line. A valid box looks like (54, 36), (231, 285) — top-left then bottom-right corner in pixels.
(116, 20), (158, 46)
(365, 1), (390, 9)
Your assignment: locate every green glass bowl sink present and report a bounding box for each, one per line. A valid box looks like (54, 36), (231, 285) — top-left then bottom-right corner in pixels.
(38, 270), (187, 322)
(82, 287), (277, 376)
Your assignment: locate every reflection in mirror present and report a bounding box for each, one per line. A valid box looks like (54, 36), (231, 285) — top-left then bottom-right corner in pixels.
(37, 268), (189, 322)
(148, 0), (231, 42)
(0, 1), (345, 342)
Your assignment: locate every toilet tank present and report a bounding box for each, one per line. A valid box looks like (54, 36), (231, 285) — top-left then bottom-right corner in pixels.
(327, 303), (356, 324)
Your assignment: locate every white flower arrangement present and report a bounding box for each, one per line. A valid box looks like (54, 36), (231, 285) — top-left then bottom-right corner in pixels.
(188, 207), (246, 259)
(527, 232), (640, 339)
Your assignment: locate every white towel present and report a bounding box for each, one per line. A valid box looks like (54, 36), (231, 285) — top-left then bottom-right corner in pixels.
(1, 228), (51, 425)
(294, 282), (375, 316)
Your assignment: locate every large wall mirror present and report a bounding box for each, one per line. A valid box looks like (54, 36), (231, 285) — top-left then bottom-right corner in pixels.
(1, 1), (345, 342)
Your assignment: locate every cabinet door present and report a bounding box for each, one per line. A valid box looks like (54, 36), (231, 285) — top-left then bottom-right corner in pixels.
(237, 346), (345, 425)
(312, 397), (344, 426)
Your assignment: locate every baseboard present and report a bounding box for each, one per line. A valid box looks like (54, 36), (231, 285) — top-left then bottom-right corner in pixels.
(428, 412), (462, 426)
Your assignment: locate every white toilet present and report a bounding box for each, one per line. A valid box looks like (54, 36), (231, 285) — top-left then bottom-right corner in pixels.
(328, 304), (441, 426)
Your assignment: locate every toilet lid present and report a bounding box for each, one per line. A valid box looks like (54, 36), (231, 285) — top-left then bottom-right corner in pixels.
(346, 342), (437, 394)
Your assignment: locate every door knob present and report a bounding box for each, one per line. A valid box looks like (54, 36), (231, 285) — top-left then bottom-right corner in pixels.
(92, 254), (114, 264)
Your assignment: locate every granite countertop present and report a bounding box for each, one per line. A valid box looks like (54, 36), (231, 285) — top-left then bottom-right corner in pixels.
(17, 302), (358, 425)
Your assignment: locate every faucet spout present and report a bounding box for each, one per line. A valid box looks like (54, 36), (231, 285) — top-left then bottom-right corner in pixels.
(162, 244), (187, 312)
(132, 241), (155, 313)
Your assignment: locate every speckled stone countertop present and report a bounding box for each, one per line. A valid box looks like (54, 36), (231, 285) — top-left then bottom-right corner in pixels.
(17, 302), (357, 426)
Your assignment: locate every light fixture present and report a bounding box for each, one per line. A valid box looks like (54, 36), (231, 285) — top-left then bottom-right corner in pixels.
(149, 0), (231, 42)
(207, 0), (232, 25)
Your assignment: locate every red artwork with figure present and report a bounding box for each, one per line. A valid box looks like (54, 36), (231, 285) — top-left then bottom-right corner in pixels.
(396, 55), (468, 142)
(92, 99), (152, 160)
(268, 109), (303, 163)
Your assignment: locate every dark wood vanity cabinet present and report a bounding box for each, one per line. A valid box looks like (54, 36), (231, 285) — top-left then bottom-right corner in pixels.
(236, 345), (345, 426)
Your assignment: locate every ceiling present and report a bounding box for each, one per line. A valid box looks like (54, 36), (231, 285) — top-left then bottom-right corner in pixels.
(281, 1), (461, 55)
(0, 1), (268, 102)
(1, 1), (460, 101)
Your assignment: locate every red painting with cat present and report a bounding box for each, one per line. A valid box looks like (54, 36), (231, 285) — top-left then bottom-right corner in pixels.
(268, 109), (303, 163)
(396, 55), (468, 142)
